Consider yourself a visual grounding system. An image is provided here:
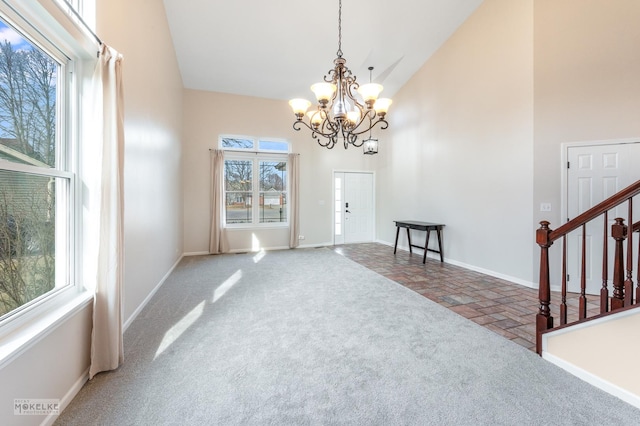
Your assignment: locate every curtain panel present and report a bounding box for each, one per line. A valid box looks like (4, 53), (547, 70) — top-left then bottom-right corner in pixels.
(210, 149), (229, 254)
(289, 153), (300, 248)
(89, 43), (125, 379)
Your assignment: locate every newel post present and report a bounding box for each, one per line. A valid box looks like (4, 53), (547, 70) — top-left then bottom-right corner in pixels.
(536, 221), (554, 355)
(611, 218), (627, 311)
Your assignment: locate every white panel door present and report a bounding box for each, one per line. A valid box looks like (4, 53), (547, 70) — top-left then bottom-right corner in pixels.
(334, 172), (374, 244)
(566, 142), (640, 294)
(334, 173), (345, 245)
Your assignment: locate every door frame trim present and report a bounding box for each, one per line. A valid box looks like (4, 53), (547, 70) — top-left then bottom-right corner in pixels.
(332, 169), (376, 245)
(561, 137), (640, 228)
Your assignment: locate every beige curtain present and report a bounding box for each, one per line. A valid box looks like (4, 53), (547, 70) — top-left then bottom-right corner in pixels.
(89, 43), (125, 379)
(289, 153), (300, 248)
(210, 149), (229, 254)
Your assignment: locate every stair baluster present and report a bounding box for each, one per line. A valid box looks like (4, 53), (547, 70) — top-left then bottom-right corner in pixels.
(579, 224), (588, 320)
(611, 217), (626, 311)
(637, 221), (640, 305)
(624, 200), (634, 306)
(600, 211), (609, 314)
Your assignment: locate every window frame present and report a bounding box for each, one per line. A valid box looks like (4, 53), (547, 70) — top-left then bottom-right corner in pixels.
(219, 135), (290, 229)
(0, 0), (91, 348)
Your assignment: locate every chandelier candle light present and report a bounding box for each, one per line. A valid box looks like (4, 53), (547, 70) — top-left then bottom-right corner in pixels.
(289, 0), (392, 152)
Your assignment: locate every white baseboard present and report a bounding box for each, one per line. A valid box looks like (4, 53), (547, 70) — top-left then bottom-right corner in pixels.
(542, 352), (640, 409)
(184, 251), (209, 256)
(184, 244), (334, 255)
(375, 239), (537, 289)
(445, 258), (536, 289)
(41, 368), (89, 426)
(297, 242), (333, 249)
(123, 254), (184, 331)
(228, 246), (291, 253)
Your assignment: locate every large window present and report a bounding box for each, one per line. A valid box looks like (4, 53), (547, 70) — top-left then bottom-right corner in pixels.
(0, 14), (74, 320)
(220, 136), (289, 227)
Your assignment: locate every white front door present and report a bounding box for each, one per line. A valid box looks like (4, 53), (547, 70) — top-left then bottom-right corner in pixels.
(334, 172), (374, 244)
(566, 142), (640, 294)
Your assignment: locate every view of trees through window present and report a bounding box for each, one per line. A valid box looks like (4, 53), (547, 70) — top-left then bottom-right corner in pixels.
(221, 137), (289, 225)
(0, 19), (59, 318)
(224, 159), (288, 224)
(259, 161), (287, 223)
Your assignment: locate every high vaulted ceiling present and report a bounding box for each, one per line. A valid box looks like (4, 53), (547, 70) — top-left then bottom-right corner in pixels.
(163, 0), (483, 101)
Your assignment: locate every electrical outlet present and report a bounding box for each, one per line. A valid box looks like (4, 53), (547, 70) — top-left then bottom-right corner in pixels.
(298, 235), (305, 240)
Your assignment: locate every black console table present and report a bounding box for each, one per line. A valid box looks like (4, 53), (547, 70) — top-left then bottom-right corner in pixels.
(393, 220), (445, 263)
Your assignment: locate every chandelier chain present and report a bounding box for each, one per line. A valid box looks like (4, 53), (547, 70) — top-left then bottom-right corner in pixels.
(336, 0), (343, 58)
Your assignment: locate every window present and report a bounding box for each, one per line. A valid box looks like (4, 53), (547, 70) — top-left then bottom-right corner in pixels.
(0, 13), (75, 321)
(220, 136), (289, 227)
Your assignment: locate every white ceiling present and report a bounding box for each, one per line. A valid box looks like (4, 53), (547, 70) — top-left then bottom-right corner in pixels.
(162, 0), (483, 101)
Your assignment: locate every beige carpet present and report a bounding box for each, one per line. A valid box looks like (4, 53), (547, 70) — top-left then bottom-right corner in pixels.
(55, 248), (640, 425)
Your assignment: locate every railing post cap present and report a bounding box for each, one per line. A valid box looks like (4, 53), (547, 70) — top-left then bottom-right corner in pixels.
(536, 221), (552, 246)
(612, 217), (628, 239)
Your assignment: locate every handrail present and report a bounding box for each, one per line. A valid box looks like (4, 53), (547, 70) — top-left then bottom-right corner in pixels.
(536, 179), (640, 354)
(549, 180), (640, 243)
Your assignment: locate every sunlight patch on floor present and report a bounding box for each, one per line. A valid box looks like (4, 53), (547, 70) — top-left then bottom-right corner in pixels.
(253, 250), (266, 263)
(212, 269), (242, 303)
(154, 300), (205, 359)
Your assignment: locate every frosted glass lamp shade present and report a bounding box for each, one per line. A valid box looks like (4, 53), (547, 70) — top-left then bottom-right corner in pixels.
(357, 83), (383, 103)
(346, 110), (361, 125)
(289, 98), (311, 116)
(311, 82), (337, 102)
(307, 110), (325, 126)
(374, 98), (392, 115)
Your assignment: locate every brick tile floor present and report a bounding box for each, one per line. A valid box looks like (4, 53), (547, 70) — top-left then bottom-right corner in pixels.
(333, 243), (599, 352)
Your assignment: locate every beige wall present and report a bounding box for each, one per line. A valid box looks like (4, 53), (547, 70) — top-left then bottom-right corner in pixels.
(97, 0), (184, 322)
(533, 0), (640, 282)
(544, 309), (640, 404)
(375, 0), (535, 284)
(0, 0), (184, 424)
(182, 90), (379, 253)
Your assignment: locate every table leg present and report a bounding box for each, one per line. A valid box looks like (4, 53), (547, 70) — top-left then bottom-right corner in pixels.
(437, 227), (443, 262)
(406, 228), (412, 253)
(393, 226), (400, 254)
(423, 229), (430, 263)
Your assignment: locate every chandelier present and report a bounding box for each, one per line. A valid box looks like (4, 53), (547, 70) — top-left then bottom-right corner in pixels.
(289, 0), (392, 151)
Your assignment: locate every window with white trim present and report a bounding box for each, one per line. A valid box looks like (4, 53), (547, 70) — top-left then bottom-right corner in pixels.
(0, 8), (78, 322)
(220, 136), (289, 227)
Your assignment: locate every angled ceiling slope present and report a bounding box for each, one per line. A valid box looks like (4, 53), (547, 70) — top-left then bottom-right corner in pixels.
(163, 0), (484, 101)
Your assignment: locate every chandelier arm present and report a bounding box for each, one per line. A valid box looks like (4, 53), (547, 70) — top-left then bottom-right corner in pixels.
(321, 134), (337, 149)
(323, 118), (341, 137)
(348, 132), (364, 147)
(345, 109), (375, 135)
(294, 117), (344, 141)
(348, 117), (389, 136)
(313, 132), (336, 149)
(325, 68), (337, 84)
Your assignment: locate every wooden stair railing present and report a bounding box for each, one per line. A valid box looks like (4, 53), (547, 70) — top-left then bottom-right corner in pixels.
(536, 180), (640, 354)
